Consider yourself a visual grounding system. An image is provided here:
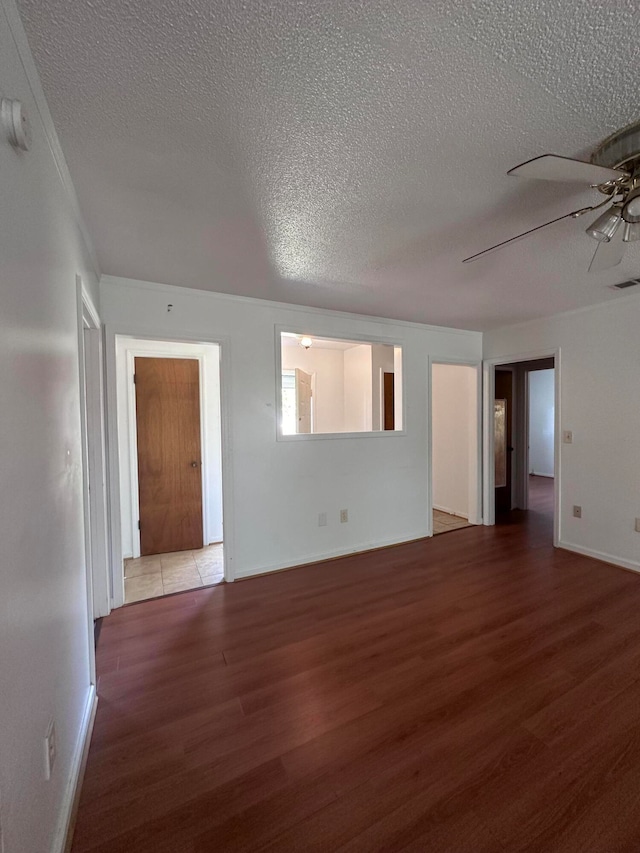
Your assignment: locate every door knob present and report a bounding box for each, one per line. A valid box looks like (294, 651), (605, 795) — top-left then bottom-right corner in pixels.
(191, 461), (198, 467)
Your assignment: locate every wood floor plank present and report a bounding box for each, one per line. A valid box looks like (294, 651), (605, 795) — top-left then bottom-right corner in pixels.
(464, 679), (640, 851)
(71, 479), (640, 852)
(74, 758), (289, 852)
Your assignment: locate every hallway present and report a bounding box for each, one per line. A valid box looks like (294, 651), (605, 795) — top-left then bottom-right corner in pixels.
(528, 474), (554, 516)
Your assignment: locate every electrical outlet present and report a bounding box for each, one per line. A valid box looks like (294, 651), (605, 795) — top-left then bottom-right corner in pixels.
(44, 720), (56, 781)
(635, 518), (640, 533)
(563, 430), (573, 444)
(318, 512), (327, 527)
(340, 509), (348, 523)
(573, 505), (582, 519)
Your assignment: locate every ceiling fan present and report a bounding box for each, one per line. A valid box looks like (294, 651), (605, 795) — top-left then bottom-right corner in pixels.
(462, 120), (640, 272)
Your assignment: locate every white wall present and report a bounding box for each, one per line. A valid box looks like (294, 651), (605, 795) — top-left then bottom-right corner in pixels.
(343, 344), (373, 432)
(281, 345), (345, 434)
(528, 369), (555, 477)
(101, 276), (482, 579)
(0, 2), (99, 851)
(116, 338), (223, 559)
(432, 364), (477, 519)
(484, 294), (640, 571)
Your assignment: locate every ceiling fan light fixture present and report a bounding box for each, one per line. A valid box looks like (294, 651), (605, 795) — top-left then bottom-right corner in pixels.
(585, 205), (622, 242)
(622, 220), (640, 242)
(622, 187), (640, 223)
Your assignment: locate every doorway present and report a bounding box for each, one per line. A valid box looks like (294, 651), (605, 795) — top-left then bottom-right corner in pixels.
(115, 337), (224, 604)
(489, 355), (557, 535)
(494, 368), (514, 516)
(430, 361), (482, 536)
(527, 366), (555, 514)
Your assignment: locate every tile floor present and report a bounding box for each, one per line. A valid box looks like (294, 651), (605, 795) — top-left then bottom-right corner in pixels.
(433, 509), (472, 535)
(124, 543), (224, 604)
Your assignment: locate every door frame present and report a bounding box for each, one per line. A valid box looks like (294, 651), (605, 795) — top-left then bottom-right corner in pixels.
(126, 349), (211, 559)
(76, 277), (111, 686)
(483, 348), (561, 546)
(428, 357), (483, 533)
(76, 277), (111, 620)
(104, 327), (234, 608)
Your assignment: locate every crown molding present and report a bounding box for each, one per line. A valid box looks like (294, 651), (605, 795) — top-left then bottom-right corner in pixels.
(100, 275), (483, 338)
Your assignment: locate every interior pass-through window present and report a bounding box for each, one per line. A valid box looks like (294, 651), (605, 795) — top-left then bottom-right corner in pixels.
(279, 333), (403, 436)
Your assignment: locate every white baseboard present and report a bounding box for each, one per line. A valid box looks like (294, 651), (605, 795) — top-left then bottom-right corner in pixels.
(234, 531), (430, 579)
(53, 685), (98, 853)
(433, 504), (468, 520)
(558, 540), (640, 574)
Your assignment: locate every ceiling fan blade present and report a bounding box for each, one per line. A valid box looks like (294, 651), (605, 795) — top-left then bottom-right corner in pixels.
(507, 154), (628, 184)
(462, 209), (584, 264)
(588, 230), (625, 272)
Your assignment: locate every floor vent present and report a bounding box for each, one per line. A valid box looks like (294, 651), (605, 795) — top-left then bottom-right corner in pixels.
(610, 278), (640, 290)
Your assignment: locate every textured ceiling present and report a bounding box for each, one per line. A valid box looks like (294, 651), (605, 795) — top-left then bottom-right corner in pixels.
(18, 0), (640, 329)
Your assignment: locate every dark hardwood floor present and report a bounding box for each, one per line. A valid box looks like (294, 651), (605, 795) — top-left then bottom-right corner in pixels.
(73, 496), (640, 852)
(528, 473), (554, 515)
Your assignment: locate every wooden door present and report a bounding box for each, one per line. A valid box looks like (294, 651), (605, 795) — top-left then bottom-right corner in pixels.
(135, 357), (203, 555)
(295, 368), (312, 434)
(383, 372), (395, 430)
(495, 369), (513, 515)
